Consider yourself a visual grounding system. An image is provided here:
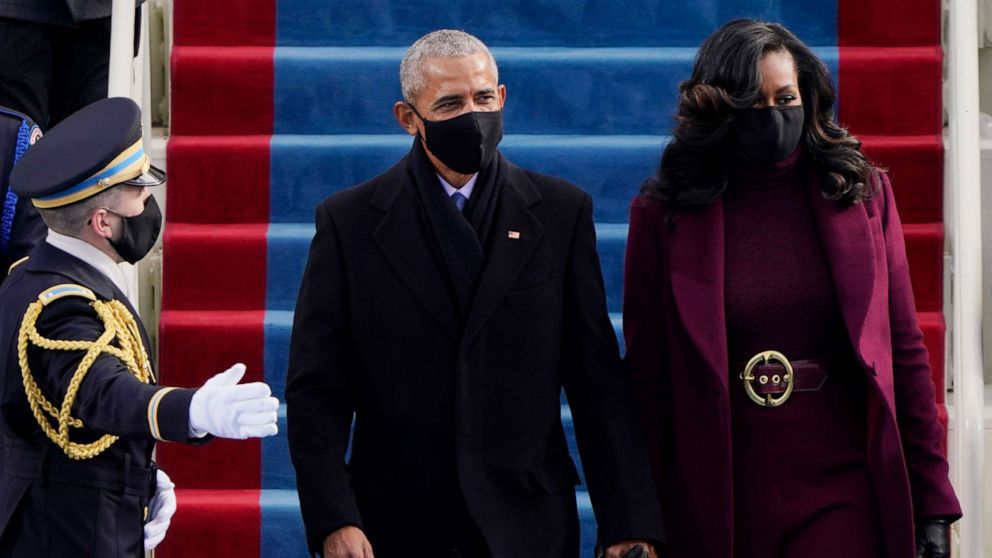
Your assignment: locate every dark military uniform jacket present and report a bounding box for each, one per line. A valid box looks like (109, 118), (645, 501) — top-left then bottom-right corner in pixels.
(0, 0), (113, 26)
(0, 242), (199, 557)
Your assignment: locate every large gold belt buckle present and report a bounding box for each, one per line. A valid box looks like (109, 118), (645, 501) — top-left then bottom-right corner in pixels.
(739, 350), (794, 408)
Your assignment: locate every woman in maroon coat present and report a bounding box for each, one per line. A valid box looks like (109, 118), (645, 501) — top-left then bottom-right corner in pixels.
(623, 19), (960, 558)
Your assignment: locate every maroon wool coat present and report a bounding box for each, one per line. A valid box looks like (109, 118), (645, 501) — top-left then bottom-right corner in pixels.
(622, 171), (961, 558)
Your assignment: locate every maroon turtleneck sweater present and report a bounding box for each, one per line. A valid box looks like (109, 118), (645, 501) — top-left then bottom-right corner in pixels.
(724, 149), (877, 548)
(723, 148), (855, 367)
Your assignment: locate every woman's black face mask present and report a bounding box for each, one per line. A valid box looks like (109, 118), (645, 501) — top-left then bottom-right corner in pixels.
(732, 105), (804, 165)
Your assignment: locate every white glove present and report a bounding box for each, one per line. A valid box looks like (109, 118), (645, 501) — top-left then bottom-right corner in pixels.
(188, 363), (280, 439)
(144, 468), (176, 550)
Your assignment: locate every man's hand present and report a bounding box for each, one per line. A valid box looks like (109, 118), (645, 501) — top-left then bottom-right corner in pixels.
(323, 526), (374, 558)
(143, 468), (177, 550)
(606, 540), (658, 558)
(188, 363), (280, 439)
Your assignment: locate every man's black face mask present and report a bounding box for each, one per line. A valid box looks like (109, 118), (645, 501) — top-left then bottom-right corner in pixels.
(108, 195), (163, 264)
(409, 104), (503, 174)
(732, 105), (804, 165)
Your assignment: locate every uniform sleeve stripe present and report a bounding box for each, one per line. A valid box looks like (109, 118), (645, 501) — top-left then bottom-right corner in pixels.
(147, 387), (178, 441)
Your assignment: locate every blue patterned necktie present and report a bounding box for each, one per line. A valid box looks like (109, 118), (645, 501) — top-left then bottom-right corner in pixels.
(451, 191), (468, 213)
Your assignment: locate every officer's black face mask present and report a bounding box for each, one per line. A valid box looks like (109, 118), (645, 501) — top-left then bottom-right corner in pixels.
(409, 104), (503, 174)
(108, 195), (162, 264)
(732, 105), (805, 165)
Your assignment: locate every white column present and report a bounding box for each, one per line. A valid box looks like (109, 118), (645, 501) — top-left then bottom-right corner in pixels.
(108, 0), (137, 98)
(108, 0), (141, 308)
(948, 0), (985, 555)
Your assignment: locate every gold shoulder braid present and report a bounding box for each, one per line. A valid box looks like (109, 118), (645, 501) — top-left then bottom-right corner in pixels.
(17, 284), (154, 460)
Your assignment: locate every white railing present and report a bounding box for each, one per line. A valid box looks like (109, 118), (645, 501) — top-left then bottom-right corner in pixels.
(109, 0), (157, 320)
(947, 0), (985, 555)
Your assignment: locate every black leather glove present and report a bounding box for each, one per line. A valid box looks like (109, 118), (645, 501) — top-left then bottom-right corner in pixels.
(915, 518), (951, 558)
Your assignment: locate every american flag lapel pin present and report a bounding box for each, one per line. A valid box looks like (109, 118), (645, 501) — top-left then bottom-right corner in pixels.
(507, 231), (521, 240)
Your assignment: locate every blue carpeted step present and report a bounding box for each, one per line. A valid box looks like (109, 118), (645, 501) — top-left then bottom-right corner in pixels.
(275, 0), (836, 48)
(271, 46), (837, 135)
(259, 489), (309, 557)
(270, 134), (666, 224)
(274, 47), (687, 135)
(265, 223), (628, 313)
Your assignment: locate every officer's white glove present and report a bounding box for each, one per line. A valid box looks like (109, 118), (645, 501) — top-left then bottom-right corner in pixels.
(188, 363), (280, 439)
(144, 468), (176, 550)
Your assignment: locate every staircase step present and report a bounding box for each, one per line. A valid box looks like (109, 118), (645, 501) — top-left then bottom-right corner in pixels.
(838, 46), (941, 136)
(165, 134), (943, 225)
(173, 45), (940, 137)
(173, 0), (942, 49)
(171, 46), (829, 136)
(157, 311), (265, 489)
(159, 304), (946, 488)
(161, 223), (268, 311)
(162, 220), (943, 314)
(273, 1), (837, 48)
(860, 134), (943, 224)
(157, 488), (597, 558)
(266, 134), (664, 224)
(902, 223), (944, 313)
(838, 1), (939, 47)
(156, 490), (262, 558)
(170, 46), (274, 136)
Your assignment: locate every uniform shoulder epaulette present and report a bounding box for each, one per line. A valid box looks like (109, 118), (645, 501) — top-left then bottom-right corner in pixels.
(7, 255), (29, 275)
(37, 283), (97, 306)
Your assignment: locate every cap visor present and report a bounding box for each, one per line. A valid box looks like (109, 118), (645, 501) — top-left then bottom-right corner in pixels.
(122, 164), (166, 187)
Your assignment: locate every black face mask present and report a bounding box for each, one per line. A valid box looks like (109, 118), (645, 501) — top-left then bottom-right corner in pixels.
(410, 105), (503, 174)
(108, 196), (163, 264)
(732, 105), (805, 165)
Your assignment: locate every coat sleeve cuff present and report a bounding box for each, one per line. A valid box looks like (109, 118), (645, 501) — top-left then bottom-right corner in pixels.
(147, 387), (199, 442)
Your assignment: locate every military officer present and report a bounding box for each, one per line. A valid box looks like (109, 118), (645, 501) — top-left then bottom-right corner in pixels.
(0, 97), (280, 557)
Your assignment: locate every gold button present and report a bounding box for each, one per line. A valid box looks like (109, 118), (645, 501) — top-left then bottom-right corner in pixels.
(759, 375), (768, 385)
(772, 374), (781, 384)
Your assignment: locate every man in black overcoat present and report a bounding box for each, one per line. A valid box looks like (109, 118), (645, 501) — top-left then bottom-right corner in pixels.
(286, 29), (664, 558)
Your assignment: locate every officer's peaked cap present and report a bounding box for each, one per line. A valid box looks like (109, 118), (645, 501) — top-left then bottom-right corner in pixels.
(11, 97), (165, 209)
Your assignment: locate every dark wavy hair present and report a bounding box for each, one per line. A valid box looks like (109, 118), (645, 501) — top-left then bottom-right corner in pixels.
(643, 19), (877, 209)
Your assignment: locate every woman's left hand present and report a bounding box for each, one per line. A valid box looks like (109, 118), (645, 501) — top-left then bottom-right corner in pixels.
(915, 518), (951, 558)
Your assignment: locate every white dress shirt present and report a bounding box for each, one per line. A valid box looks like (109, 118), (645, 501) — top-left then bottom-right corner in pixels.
(45, 229), (134, 305)
(437, 172), (478, 200)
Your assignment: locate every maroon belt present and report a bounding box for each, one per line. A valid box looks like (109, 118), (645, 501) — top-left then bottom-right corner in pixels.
(735, 351), (829, 407)
(745, 359), (827, 394)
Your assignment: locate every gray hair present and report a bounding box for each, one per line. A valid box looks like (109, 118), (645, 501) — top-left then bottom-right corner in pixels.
(37, 186), (123, 236)
(399, 29), (499, 104)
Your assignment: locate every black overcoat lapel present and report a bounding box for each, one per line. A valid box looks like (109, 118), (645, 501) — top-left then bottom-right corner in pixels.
(371, 157), (460, 340)
(462, 162), (544, 348)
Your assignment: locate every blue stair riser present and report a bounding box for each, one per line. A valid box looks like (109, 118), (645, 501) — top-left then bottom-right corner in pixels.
(270, 135), (666, 224)
(259, 489), (309, 558)
(255, 489), (597, 558)
(265, 223), (629, 313)
(275, 0), (837, 48)
(273, 47), (838, 135)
